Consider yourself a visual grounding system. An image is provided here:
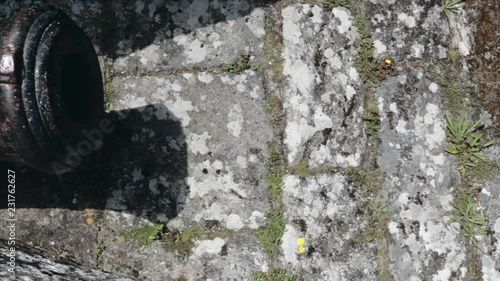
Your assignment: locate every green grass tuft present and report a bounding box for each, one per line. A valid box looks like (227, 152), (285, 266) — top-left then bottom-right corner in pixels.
(265, 143), (285, 202)
(450, 190), (488, 248)
(323, 0), (355, 10)
(222, 53), (251, 74)
(441, 0), (465, 24)
(296, 160), (309, 178)
(95, 242), (106, 267)
(444, 112), (494, 174)
(164, 226), (233, 255)
(364, 99), (381, 137)
(253, 269), (297, 281)
(257, 210), (286, 258)
(121, 224), (164, 247)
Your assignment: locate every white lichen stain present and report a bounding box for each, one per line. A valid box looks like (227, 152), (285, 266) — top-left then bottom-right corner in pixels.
(119, 94), (147, 111)
(188, 132), (211, 155)
(171, 81), (182, 92)
(411, 43), (425, 58)
(388, 221), (399, 236)
(188, 162), (247, 199)
(245, 8), (266, 37)
(310, 145), (334, 166)
(482, 255), (500, 281)
(389, 102), (399, 114)
(282, 224), (300, 266)
(236, 155), (247, 169)
(192, 238), (226, 256)
(332, 7), (353, 34)
(349, 67), (359, 81)
(397, 13), (416, 28)
(198, 72), (214, 83)
(186, 39), (208, 64)
(431, 153), (445, 166)
(147, 0), (161, 18)
(248, 211), (265, 229)
(373, 39), (387, 56)
(71, 2), (83, 15)
(135, 0), (144, 14)
(236, 83), (246, 93)
(148, 178), (159, 195)
(227, 104), (244, 138)
(106, 190), (128, 211)
(423, 103), (446, 150)
(138, 44), (161, 65)
(132, 168), (144, 182)
(396, 119), (408, 134)
(163, 93), (195, 127)
(429, 82), (439, 93)
(346, 85), (356, 101)
(226, 214), (244, 230)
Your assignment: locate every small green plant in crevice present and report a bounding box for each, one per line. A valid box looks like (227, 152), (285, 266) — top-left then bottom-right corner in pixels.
(264, 93), (285, 126)
(323, 0), (355, 10)
(289, 159), (309, 178)
(444, 112), (494, 174)
(95, 242), (106, 267)
(265, 144), (285, 202)
(347, 167), (383, 194)
(441, 0), (465, 24)
(450, 191), (488, 248)
(465, 160), (499, 183)
(364, 99), (381, 137)
(257, 209), (286, 259)
(426, 49), (470, 115)
(222, 53), (251, 74)
(376, 247), (392, 281)
(364, 202), (390, 242)
(296, 159), (309, 178)
(264, 21), (284, 82)
(164, 226), (233, 255)
(121, 224), (164, 247)
(253, 268), (297, 281)
(266, 170), (285, 201)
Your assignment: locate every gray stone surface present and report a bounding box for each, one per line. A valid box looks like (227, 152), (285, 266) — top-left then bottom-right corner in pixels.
(282, 4), (366, 168)
(367, 0), (452, 60)
(282, 173), (378, 280)
(480, 175), (500, 281)
(375, 72), (465, 281)
(0, 0), (499, 280)
(0, 240), (132, 281)
(107, 71), (272, 230)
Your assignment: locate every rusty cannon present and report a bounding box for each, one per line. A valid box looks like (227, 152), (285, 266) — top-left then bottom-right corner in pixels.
(0, 4), (105, 174)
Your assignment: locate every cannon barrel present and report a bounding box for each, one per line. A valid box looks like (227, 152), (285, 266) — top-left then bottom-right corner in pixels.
(0, 4), (104, 174)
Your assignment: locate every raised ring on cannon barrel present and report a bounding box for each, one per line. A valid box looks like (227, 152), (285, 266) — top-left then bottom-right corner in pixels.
(0, 4), (104, 174)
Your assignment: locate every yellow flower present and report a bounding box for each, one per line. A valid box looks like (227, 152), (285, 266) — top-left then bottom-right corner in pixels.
(298, 246), (306, 254)
(86, 217), (94, 225)
(384, 58), (392, 65)
(297, 237), (305, 246)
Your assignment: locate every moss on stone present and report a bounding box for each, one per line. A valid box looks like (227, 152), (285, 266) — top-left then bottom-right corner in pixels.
(253, 268), (298, 281)
(164, 226), (233, 255)
(257, 209), (286, 259)
(222, 53), (251, 74)
(121, 224), (164, 247)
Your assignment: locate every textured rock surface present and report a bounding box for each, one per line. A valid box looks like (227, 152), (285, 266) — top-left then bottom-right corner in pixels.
(0, 0), (499, 280)
(282, 173), (378, 280)
(375, 73), (465, 280)
(282, 4), (365, 168)
(0, 240), (133, 281)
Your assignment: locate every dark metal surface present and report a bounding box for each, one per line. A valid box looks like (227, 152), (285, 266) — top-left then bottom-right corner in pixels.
(0, 4), (104, 174)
